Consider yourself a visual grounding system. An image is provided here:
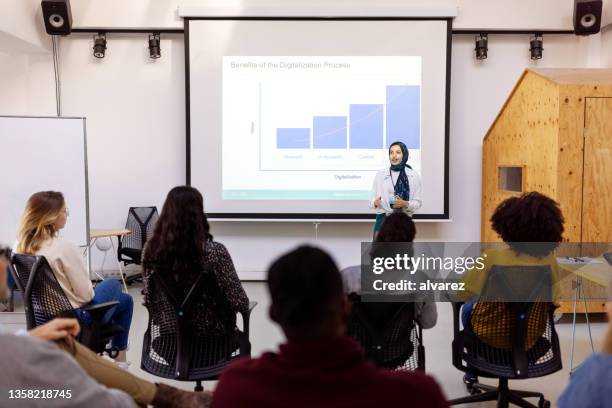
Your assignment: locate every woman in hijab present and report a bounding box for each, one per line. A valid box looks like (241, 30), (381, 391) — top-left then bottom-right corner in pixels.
(369, 141), (422, 238)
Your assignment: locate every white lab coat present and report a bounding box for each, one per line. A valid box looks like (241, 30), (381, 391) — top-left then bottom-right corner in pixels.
(369, 167), (422, 216)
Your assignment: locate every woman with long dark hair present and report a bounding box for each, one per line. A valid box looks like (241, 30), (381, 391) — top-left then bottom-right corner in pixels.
(142, 186), (249, 336)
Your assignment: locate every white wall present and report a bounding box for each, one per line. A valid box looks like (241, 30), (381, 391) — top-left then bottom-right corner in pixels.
(603, 25), (612, 66)
(68, 0), (591, 30)
(0, 0), (49, 53)
(1, 1), (610, 277)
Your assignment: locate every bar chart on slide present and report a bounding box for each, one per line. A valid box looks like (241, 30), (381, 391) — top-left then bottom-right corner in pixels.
(223, 56), (422, 172)
(275, 86), (420, 151)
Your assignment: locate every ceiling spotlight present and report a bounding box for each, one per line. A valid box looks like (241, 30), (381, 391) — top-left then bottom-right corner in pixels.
(475, 33), (488, 60)
(530, 34), (543, 60)
(148, 33), (161, 59)
(93, 33), (106, 59)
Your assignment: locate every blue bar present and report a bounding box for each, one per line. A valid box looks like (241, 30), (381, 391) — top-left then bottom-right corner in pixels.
(349, 104), (383, 149)
(276, 128), (310, 149)
(386, 85), (420, 149)
(313, 116), (347, 149)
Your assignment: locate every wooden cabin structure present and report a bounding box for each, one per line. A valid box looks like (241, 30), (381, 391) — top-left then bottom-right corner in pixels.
(481, 69), (612, 313)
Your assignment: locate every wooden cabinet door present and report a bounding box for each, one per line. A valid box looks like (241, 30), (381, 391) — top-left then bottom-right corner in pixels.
(582, 98), (612, 242)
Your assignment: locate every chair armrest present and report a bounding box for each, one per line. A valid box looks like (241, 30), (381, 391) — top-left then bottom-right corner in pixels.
(451, 301), (464, 337)
(82, 301), (119, 320)
(239, 301), (258, 338)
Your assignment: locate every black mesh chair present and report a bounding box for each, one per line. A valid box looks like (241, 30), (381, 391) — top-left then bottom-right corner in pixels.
(117, 206), (158, 284)
(346, 293), (425, 371)
(10, 253), (123, 357)
(449, 265), (562, 408)
(141, 267), (256, 391)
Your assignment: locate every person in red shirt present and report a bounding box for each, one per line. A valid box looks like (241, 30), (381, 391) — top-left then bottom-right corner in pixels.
(213, 245), (448, 408)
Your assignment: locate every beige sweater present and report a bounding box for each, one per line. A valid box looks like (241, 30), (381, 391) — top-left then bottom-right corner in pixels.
(35, 237), (94, 308)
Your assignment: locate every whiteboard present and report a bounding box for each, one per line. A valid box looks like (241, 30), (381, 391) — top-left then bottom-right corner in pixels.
(0, 116), (89, 248)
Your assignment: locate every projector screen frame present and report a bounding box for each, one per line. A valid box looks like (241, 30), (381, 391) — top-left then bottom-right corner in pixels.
(184, 16), (452, 220)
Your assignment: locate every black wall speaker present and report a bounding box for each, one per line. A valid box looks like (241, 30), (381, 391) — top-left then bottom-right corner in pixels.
(41, 0), (73, 36)
(573, 0), (603, 35)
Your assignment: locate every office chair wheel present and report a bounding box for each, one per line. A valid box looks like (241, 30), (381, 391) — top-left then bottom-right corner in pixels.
(463, 374), (481, 394)
(105, 346), (120, 359)
(538, 398), (551, 408)
(468, 385), (482, 395)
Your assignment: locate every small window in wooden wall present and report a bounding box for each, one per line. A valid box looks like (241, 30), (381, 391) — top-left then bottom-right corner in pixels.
(498, 166), (524, 192)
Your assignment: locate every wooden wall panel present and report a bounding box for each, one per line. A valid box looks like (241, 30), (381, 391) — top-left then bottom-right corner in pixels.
(582, 97), (612, 242)
(481, 71), (559, 241)
(556, 90), (586, 242)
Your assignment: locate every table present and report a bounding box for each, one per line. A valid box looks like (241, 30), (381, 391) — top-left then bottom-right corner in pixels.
(558, 256), (611, 374)
(87, 229), (131, 292)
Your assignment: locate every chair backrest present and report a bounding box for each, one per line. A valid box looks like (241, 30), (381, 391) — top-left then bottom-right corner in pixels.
(346, 293), (422, 370)
(122, 206), (158, 250)
(464, 264), (562, 378)
(141, 265), (241, 381)
(10, 253), (76, 329)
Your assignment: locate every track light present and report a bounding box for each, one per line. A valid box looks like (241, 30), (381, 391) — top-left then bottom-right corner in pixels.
(474, 33), (488, 60)
(93, 33), (106, 59)
(529, 34), (543, 60)
(148, 33), (161, 59)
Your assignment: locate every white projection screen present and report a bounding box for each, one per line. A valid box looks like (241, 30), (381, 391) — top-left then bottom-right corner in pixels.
(187, 18), (450, 220)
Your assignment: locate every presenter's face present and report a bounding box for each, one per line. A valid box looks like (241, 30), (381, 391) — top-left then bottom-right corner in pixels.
(389, 145), (403, 165)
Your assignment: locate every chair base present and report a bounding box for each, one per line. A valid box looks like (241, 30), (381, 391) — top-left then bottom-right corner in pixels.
(125, 272), (143, 285)
(449, 378), (550, 408)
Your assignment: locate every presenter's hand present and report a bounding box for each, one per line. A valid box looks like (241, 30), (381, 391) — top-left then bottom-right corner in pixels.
(373, 196), (382, 208)
(393, 199), (408, 209)
(29, 318), (81, 341)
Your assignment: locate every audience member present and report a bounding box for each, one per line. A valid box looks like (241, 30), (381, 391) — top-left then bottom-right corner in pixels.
(0, 246), (211, 407)
(341, 212), (437, 328)
(142, 186), (249, 338)
(15, 191), (133, 365)
(461, 191), (564, 387)
(213, 245), (448, 408)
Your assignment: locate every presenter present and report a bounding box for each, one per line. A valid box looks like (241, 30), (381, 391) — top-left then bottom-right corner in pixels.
(369, 141), (422, 237)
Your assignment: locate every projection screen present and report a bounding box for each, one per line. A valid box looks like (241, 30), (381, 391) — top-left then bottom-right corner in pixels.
(187, 18), (450, 220)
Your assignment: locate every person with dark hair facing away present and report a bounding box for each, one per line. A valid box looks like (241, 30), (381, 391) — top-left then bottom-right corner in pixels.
(142, 186), (249, 339)
(213, 245), (448, 408)
(341, 212), (437, 329)
(460, 191), (564, 388)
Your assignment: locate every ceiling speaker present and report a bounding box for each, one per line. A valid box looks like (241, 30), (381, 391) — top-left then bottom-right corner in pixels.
(573, 0), (602, 35)
(41, 0), (73, 36)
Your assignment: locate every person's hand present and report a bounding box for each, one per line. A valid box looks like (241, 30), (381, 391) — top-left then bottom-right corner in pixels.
(393, 198), (409, 209)
(373, 196), (382, 208)
(29, 318), (80, 341)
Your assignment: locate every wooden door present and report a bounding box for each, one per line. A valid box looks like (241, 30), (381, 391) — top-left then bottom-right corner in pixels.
(582, 98), (612, 242)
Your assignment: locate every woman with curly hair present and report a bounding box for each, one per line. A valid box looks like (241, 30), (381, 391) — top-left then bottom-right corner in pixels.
(142, 186), (249, 337)
(461, 191), (565, 387)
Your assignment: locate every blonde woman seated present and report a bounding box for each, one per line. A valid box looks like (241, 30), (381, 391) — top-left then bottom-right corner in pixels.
(15, 191), (133, 366)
